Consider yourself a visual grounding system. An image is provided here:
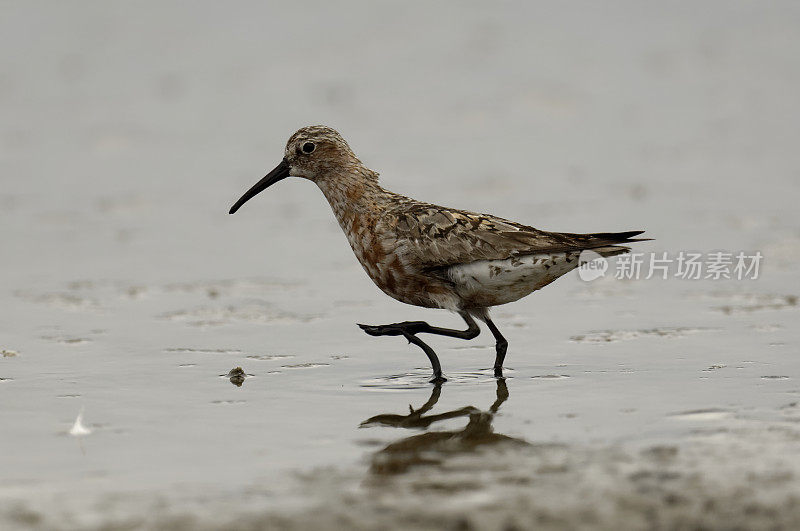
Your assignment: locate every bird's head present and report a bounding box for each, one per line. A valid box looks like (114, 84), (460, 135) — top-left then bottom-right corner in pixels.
(229, 125), (364, 214)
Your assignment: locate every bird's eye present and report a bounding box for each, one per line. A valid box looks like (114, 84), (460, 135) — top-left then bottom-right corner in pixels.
(302, 142), (315, 154)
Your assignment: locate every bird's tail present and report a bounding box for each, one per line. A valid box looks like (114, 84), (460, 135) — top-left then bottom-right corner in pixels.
(571, 230), (651, 258)
(583, 230), (651, 246)
(590, 245), (633, 258)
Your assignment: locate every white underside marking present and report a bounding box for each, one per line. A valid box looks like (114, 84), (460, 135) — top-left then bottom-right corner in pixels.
(447, 252), (580, 306)
(427, 291), (462, 312)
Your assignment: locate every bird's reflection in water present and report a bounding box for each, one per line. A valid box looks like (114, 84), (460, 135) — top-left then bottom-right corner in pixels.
(360, 380), (528, 475)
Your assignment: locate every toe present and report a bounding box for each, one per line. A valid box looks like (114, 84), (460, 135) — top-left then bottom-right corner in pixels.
(359, 325), (381, 336)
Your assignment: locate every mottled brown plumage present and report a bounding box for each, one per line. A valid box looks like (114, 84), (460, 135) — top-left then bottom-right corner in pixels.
(229, 125), (649, 381)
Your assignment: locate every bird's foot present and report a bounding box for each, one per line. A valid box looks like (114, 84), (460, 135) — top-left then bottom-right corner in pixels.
(358, 322), (427, 337)
(429, 374), (447, 384)
(358, 323), (400, 336)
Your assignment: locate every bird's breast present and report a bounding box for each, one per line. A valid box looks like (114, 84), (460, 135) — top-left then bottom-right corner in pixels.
(339, 214), (458, 310)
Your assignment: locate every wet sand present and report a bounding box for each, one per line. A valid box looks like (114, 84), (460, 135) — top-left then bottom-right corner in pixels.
(1, 2), (799, 529)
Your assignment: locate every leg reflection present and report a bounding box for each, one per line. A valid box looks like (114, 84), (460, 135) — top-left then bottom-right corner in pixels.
(360, 379), (527, 475)
(360, 382), (477, 429)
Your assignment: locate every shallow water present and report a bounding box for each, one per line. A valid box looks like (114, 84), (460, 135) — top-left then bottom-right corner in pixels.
(1, 1), (800, 529)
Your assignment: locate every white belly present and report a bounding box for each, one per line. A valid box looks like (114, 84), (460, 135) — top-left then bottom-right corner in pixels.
(447, 252), (581, 308)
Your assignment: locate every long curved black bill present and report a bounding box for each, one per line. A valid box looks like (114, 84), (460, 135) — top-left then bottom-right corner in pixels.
(229, 158), (291, 214)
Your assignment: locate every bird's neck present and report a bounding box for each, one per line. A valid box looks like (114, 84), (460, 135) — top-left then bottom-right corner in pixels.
(315, 168), (391, 226)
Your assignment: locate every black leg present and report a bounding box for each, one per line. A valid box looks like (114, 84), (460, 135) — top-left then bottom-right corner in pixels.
(403, 332), (446, 383)
(358, 312), (480, 382)
(358, 312), (480, 340)
(483, 317), (508, 378)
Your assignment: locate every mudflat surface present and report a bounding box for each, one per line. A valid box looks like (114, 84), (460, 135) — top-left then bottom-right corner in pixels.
(1, 2), (799, 529)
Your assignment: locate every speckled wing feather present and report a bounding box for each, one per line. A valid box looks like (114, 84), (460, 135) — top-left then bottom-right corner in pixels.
(385, 199), (648, 271)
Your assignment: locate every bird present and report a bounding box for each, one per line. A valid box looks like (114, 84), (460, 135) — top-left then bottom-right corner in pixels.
(229, 126), (649, 383)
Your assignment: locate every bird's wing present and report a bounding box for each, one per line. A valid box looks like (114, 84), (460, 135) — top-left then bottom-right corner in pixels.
(385, 202), (648, 271)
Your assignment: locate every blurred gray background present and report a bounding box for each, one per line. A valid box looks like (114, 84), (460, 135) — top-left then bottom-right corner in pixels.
(3, 1), (797, 287)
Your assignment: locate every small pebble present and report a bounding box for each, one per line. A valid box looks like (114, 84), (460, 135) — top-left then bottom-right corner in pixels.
(227, 367), (247, 387)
